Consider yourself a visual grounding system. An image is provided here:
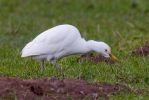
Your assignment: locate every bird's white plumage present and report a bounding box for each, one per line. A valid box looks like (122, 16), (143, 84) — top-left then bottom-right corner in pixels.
(21, 24), (117, 72)
(21, 24), (83, 60)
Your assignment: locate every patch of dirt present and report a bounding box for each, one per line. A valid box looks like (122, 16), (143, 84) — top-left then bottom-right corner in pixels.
(78, 53), (115, 64)
(132, 43), (149, 56)
(0, 77), (130, 100)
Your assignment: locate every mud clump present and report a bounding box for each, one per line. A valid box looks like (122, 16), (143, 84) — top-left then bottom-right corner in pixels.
(30, 84), (43, 96)
(78, 53), (115, 64)
(132, 43), (149, 56)
(0, 77), (129, 100)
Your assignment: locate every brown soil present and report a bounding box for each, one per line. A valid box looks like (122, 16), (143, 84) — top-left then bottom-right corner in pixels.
(132, 43), (149, 56)
(78, 53), (115, 64)
(0, 77), (130, 100)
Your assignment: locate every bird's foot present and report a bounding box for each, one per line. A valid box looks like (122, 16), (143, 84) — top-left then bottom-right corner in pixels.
(50, 76), (59, 80)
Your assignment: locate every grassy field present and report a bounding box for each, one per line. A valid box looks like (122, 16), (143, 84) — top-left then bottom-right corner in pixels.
(0, 0), (149, 99)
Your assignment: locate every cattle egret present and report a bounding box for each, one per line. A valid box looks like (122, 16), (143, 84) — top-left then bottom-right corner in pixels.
(21, 24), (118, 72)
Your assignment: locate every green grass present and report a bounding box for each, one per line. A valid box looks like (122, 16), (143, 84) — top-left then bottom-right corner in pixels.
(0, 0), (149, 99)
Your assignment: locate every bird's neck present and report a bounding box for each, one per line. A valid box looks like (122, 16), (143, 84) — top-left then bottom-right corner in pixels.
(86, 40), (102, 53)
(71, 39), (102, 54)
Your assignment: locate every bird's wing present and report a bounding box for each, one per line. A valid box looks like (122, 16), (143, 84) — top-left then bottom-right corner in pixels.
(21, 42), (53, 57)
(21, 25), (81, 57)
(33, 25), (81, 44)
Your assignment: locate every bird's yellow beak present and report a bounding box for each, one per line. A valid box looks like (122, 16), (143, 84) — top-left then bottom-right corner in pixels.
(109, 53), (118, 61)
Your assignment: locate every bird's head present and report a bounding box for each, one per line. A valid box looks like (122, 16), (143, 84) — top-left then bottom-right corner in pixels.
(88, 40), (118, 61)
(98, 42), (118, 61)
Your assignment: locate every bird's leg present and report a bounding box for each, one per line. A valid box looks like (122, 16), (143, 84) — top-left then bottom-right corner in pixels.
(51, 59), (64, 79)
(40, 60), (45, 72)
(51, 59), (59, 70)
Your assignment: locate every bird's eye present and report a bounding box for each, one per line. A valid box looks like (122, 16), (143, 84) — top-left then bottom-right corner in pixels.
(105, 49), (107, 52)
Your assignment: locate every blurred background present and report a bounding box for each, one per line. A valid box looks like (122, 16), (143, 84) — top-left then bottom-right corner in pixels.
(0, 0), (149, 49)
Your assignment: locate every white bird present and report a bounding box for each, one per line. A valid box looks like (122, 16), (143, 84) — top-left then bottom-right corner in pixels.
(21, 24), (117, 72)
